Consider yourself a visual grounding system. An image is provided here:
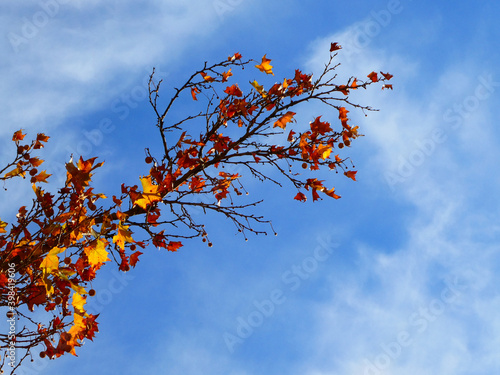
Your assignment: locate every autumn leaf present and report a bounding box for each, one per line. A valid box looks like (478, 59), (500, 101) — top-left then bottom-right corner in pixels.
(40, 247), (66, 274)
(250, 80), (266, 96)
(294, 192), (307, 202)
(71, 293), (86, 315)
(134, 176), (162, 209)
(382, 84), (393, 90)
(380, 72), (393, 80)
(167, 241), (183, 252)
(350, 78), (358, 89)
(310, 116), (332, 135)
(200, 72), (215, 82)
(330, 42), (342, 52)
(224, 84), (243, 97)
(113, 224), (134, 251)
(338, 85), (349, 95)
(255, 55), (274, 75)
(129, 251), (143, 267)
(36, 133), (50, 143)
(367, 71), (378, 82)
(222, 69), (233, 82)
(228, 52), (242, 61)
(84, 239), (110, 268)
(273, 111), (296, 129)
(189, 176), (205, 192)
(316, 144), (332, 160)
(0, 219), (7, 234)
(29, 157), (44, 167)
(12, 129), (26, 142)
(324, 187), (341, 199)
(4, 166), (24, 179)
(344, 170), (357, 181)
(69, 282), (87, 295)
(32, 170), (51, 183)
(191, 87), (200, 100)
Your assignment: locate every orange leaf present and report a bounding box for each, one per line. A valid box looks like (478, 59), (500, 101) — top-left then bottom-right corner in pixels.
(167, 241), (183, 252)
(228, 52), (242, 61)
(222, 69), (232, 82)
(344, 170), (357, 181)
(274, 111), (296, 129)
(189, 176), (205, 192)
(310, 116), (332, 135)
(324, 187), (341, 199)
(191, 87), (200, 100)
(12, 130), (26, 142)
(36, 133), (50, 143)
(255, 55), (274, 75)
(32, 170), (51, 183)
(200, 72), (215, 82)
(29, 157), (44, 167)
(224, 84), (243, 97)
(382, 84), (393, 90)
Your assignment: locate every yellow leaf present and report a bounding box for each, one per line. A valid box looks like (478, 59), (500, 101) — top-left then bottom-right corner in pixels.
(317, 144), (332, 160)
(0, 219), (7, 234)
(72, 293), (86, 314)
(134, 176), (162, 209)
(250, 80), (266, 96)
(112, 224), (134, 251)
(4, 166), (24, 179)
(255, 55), (274, 75)
(84, 239), (110, 267)
(40, 247), (65, 274)
(70, 282), (87, 295)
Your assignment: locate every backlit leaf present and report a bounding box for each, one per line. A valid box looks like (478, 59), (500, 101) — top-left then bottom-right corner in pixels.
(84, 239), (110, 267)
(255, 55), (274, 75)
(273, 111), (295, 129)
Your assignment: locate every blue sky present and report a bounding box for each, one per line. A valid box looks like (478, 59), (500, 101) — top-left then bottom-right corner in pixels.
(1, 1), (500, 374)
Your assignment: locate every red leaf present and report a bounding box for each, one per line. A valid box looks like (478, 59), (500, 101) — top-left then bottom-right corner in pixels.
(310, 116), (332, 135)
(129, 251), (143, 267)
(294, 192), (307, 202)
(367, 72), (378, 82)
(380, 72), (393, 80)
(330, 42), (342, 52)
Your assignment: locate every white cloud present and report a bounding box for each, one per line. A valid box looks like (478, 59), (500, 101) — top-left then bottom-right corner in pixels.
(296, 26), (500, 375)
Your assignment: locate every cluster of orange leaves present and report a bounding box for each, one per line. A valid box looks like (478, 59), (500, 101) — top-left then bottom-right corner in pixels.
(0, 42), (392, 365)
